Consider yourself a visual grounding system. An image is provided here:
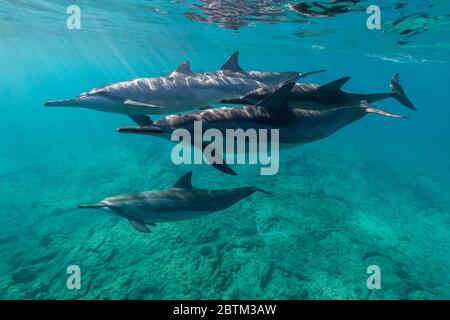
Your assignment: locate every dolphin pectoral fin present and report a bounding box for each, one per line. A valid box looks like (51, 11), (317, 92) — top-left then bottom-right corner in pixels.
(128, 115), (154, 126)
(128, 219), (151, 233)
(124, 100), (166, 110)
(366, 107), (406, 119)
(252, 187), (272, 195)
(212, 162), (237, 176)
(147, 222), (157, 227)
(198, 143), (237, 176)
(203, 147), (237, 176)
(361, 101), (407, 119)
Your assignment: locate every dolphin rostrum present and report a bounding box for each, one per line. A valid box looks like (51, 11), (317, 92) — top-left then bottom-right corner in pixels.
(222, 73), (416, 111)
(117, 81), (406, 175)
(78, 172), (268, 233)
(44, 52), (323, 126)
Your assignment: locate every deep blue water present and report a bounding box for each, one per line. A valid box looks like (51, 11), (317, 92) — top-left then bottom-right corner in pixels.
(0, 0), (449, 299)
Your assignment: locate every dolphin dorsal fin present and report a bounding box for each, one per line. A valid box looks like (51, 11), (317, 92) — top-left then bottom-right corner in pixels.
(320, 76), (351, 91)
(256, 82), (295, 113)
(172, 172), (193, 189)
(220, 51), (243, 72)
(170, 61), (192, 76)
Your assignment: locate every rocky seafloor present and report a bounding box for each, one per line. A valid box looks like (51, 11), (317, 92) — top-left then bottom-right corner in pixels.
(0, 127), (448, 300)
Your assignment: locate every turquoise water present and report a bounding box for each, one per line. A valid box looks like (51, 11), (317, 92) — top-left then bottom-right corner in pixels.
(0, 0), (449, 300)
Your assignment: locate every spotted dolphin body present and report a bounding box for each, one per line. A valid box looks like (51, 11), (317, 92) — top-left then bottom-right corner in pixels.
(117, 82), (406, 175)
(222, 73), (416, 111)
(44, 52), (322, 126)
(78, 172), (267, 233)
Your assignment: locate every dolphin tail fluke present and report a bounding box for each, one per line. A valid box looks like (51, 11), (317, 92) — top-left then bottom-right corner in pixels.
(390, 73), (417, 111)
(78, 203), (107, 209)
(361, 101), (407, 119)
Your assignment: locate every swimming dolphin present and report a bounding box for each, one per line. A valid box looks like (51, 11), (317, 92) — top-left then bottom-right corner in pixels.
(44, 52), (323, 126)
(117, 81), (406, 175)
(222, 73), (417, 111)
(44, 63), (272, 126)
(78, 172), (267, 233)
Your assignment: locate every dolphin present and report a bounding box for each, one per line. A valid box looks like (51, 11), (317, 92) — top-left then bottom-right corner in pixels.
(44, 52), (323, 126)
(78, 172), (268, 233)
(221, 73), (417, 111)
(44, 63), (272, 126)
(117, 81), (406, 175)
